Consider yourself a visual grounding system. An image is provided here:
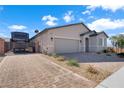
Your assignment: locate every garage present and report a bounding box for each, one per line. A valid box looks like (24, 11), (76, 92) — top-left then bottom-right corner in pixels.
(54, 38), (79, 53)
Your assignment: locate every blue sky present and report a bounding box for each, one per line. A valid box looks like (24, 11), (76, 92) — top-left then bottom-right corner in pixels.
(0, 5), (124, 44)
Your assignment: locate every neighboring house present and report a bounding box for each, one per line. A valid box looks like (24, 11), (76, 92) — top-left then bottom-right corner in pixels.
(30, 23), (108, 54)
(4, 38), (10, 52)
(0, 38), (5, 55)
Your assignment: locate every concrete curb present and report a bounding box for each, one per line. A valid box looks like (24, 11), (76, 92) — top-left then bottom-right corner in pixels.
(96, 66), (124, 88)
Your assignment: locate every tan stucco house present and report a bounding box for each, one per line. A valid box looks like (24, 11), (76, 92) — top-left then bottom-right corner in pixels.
(30, 23), (108, 54)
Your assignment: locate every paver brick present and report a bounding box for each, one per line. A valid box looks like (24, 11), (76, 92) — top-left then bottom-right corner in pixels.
(0, 54), (95, 88)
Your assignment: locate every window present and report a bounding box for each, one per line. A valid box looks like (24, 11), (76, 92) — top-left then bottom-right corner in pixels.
(104, 38), (106, 46)
(99, 38), (106, 47)
(99, 38), (103, 46)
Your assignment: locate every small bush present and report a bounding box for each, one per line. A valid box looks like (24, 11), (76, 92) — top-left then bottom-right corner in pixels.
(57, 56), (65, 61)
(67, 59), (79, 67)
(107, 47), (115, 53)
(87, 65), (99, 75)
(102, 49), (109, 53)
(117, 53), (124, 58)
(48, 53), (52, 56)
(51, 53), (59, 58)
(96, 52), (101, 54)
(43, 50), (48, 55)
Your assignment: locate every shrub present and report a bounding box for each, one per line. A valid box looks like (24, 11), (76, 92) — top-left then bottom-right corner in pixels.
(102, 49), (109, 53)
(67, 59), (79, 67)
(87, 65), (99, 75)
(51, 53), (59, 58)
(43, 50), (48, 55)
(117, 53), (124, 58)
(96, 52), (101, 54)
(48, 53), (52, 56)
(107, 47), (115, 53)
(57, 56), (65, 61)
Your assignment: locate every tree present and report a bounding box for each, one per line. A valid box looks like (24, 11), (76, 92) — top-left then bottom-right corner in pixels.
(110, 34), (124, 53)
(109, 36), (118, 52)
(117, 34), (124, 53)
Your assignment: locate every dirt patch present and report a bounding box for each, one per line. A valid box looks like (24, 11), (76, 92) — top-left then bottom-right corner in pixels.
(43, 54), (124, 85)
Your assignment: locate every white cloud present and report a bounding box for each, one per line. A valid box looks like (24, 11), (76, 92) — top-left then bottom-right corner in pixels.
(88, 16), (95, 19)
(82, 10), (91, 15)
(8, 25), (27, 30)
(86, 5), (124, 12)
(120, 32), (124, 35)
(42, 15), (58, 26)
(82, 5), (97, 15)
(0, 33), (7, 38)
(87, 18), (124, 31)
(63, 11), (74, 23)
(109, 33), (116, 37)
(82, 5), (124, 16)
(79, 18), (85, 22)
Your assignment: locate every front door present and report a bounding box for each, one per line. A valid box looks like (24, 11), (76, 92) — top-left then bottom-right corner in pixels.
(85, 38), (89, 52)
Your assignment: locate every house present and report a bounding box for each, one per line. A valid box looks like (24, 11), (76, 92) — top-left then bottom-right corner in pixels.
(30, 23), (108, 54)
(4, 38), (10, 52)
(0, 38), (5, 55)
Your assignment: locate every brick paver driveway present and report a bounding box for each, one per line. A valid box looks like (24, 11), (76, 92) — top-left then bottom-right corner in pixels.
(0, 54), (95, 88)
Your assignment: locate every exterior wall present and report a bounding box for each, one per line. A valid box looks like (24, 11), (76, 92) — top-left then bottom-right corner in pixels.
(47, 24), (90, 53)
(4, 41), (10, 52)
(80, 33), (107, 52)
(96, 33), (107, 52)
(31, 31), (49, 53)
(80, 36), (87, 52)
(80, 33), (97, 52)
(31, 24), (108, 54)
(89, 36), (97, 52)
(0, 38), (5, 55)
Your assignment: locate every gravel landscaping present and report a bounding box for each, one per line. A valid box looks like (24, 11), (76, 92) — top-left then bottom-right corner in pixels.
(43, 54), (124, 85)
(60, 52), (124, 62)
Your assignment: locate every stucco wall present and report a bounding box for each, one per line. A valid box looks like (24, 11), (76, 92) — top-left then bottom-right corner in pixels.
(80, 32), (97, 52)
(31, 24), (107, 54)
(80, 32), (107, 52)
(47, 24), (90, 53)
(31, 31), (49, 53)
(89, 36), (97, 52)
(96, 33), (107, 52)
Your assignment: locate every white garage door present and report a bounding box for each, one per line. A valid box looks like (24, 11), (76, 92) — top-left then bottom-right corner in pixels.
(55, 38), (79, 53)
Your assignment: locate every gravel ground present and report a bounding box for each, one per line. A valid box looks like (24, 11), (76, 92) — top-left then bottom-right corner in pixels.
(60, 53), (124, 62)
(83, 62), (124, 73)
(43, 54), (124, 84)
(0, 54), (95, 88)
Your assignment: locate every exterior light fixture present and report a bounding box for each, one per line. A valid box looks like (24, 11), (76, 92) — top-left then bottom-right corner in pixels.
(51, 37), (53, 41)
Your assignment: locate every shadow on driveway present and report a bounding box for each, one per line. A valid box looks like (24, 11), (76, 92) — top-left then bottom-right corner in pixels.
(60, 53), (124, 63)
(5, 51), (35, 56)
